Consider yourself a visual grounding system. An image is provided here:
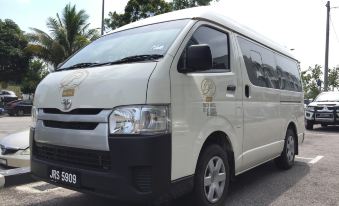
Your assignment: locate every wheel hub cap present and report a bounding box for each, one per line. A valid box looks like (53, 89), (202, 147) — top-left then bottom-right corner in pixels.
(286, 135), (295, 162)
(204, 156), (226, 203)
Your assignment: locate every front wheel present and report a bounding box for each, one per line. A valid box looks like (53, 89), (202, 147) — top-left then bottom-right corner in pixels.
(193, 144), (230, 206)
(275, 129), (296, 170)
(305, 120), (314, 130)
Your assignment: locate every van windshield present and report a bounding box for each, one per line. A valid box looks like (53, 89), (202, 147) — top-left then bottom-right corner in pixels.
(315, 92), (339, 102)
(59, 20), (190, 70)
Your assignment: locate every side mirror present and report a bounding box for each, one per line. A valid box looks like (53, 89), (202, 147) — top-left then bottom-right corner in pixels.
(186, 44), (212, 72)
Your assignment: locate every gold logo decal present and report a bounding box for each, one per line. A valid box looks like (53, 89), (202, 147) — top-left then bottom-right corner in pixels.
(60, 70), (89, 97)
(201, 79), (216, 102)
(62, 88), (75, 97)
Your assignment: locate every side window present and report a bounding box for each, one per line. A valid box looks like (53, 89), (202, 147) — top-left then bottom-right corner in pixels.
(178, 26), (230, 72)
(276, 55), (302, 92)
(238, 37), (278, 88)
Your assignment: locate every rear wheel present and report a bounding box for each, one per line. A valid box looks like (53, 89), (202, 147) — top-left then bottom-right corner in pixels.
(305, 120), (314, 130)
(275, 129), (296, 170)
(193, 144), (230, 206)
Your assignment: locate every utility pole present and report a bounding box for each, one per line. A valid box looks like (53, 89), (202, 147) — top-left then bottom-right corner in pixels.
(101, 0), (105, 35)
(324, 1), (330, 91)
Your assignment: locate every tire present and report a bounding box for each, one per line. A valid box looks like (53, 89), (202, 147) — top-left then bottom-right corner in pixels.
(192, 144), (230, 206)
(305, 120), (313, 130)
(275, 129), (296, 170)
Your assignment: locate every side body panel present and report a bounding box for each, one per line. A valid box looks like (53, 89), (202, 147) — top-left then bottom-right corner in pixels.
(169, 21), (244, 180)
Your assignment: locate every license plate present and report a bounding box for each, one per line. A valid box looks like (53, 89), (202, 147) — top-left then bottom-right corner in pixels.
(49, 167), (80, 187)
(0, 158), (7, 166)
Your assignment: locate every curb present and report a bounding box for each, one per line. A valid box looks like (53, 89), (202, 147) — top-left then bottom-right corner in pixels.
(0, 167), (35, 188)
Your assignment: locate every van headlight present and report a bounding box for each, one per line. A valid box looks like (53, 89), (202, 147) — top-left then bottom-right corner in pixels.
(31, 106), (38, 128)
(109, 105), (170, 135)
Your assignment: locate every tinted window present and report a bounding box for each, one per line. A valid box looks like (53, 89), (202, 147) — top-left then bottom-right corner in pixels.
(178, 26), (229, 71)
(276, 55), (302, 92)
(237, 37), (279, 88)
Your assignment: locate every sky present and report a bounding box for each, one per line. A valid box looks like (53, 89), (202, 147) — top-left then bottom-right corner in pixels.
(1, 0), (339, 71)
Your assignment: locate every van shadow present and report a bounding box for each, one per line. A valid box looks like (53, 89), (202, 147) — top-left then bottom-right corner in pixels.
(173, 161), (310, 206)
(34, 161), (310, 206)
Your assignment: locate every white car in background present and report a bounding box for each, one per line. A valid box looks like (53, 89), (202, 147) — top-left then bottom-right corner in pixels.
(0, 130), (30, 168)
(0, 90), (17, 101)
(305, 92), (339, 130)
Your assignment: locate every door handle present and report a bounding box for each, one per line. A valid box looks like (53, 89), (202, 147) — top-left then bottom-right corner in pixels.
(227, 85), (236, 92)
(245, 85), (250, 98)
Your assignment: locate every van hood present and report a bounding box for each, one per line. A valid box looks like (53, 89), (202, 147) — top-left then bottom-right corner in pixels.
(34, 62), (157, 111)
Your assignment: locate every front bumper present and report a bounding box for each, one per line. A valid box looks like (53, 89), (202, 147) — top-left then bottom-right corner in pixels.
(305, 109), (339, 124)
(0, 154), (30, 168)
(30, 128), (172, 202)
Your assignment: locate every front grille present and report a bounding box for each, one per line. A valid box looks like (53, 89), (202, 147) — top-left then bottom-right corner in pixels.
(43, 108), (103, 115)
(43, 120), (98, 130)
(33, 142), (111, 170)
(132, 166), (152, 193)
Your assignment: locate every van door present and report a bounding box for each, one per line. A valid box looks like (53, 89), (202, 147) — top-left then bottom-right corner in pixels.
(237, 37), (283, 171)
(170, 23), (244, 180)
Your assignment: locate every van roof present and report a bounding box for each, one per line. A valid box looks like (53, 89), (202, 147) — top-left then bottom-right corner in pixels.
(109, 6), (297, 61)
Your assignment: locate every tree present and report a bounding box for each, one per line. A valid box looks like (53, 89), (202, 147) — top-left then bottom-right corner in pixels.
(25, 4), (99, 69)
(0, 19), (30, 83)
(105, 0), (171, 30)
(171, 0), (216, 10)
(20, 60), (48, 94)
(301, 64), (323, 99)
(328, 67), (339, 91)
(105, 0), (216, 30)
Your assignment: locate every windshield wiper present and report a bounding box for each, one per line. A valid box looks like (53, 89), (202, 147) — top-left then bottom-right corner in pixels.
(97, 54), (164, 66)
(57, 62), (100, 71)
(57, 54), (163, 71)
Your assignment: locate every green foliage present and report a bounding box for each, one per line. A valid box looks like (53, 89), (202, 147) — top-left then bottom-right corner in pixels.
(105, 0), (216, 30)
(301, 64), (323, 99)
(171, 0), (215, 10)
(0, 19), (30, 83)
(328, 67), (339, 91)
(105, 0), (172, 30)
(25, 4), (99, 69)
(20, 60), (48, 94)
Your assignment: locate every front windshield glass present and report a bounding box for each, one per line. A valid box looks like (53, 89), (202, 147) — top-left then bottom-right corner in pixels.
(60, 20), (190, 70)
(315, 92), (339, 102)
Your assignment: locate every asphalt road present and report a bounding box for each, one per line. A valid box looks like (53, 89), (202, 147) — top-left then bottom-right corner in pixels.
(0, 116), (338, 206)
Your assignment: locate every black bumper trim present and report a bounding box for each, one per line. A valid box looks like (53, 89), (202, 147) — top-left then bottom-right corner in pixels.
(30, 128), (180, 202)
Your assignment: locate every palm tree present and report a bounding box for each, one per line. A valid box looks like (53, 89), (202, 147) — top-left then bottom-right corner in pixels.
(26, 4), (99, 69)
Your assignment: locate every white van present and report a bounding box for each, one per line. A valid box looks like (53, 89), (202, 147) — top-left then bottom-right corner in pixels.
(30, 7), (305, 206)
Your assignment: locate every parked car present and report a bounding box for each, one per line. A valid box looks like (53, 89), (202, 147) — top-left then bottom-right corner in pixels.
(5, 99), (33, 116)
(0, 107), (4, 115)
(30, 7), (304, 206)
(305, 92), (339, 129)
(0, 130), (30, 168)
(0, 90), (17, 103)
